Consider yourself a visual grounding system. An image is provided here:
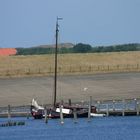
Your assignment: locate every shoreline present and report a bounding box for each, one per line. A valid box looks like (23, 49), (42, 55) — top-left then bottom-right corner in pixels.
(0, 72), (140, 107)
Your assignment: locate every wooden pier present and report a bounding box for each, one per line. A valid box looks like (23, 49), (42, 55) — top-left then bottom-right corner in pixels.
(0, 105), (31, 118)
(95, 98), (140, 116)
(0, 98), (139, 118)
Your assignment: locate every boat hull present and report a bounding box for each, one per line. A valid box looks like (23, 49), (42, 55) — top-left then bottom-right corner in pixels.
(31, 105), (45, 119)
(31, 105), (96, 119)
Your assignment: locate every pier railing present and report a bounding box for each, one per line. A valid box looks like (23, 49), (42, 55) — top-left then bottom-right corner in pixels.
(0, 105), (31, 118)
(94, 98), (140, 116)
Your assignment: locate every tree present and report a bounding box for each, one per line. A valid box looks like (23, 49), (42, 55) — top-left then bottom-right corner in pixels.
(73, 43), (92, 53)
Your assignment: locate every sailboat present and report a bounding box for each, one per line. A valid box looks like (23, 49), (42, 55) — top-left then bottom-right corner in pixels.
(31, 17), (97, 119)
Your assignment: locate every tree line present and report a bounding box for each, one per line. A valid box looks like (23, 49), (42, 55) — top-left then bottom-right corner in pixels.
(16, 43), (140, 55)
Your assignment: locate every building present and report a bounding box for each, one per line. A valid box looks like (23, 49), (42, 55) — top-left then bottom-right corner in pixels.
(0, 48), (17, 56)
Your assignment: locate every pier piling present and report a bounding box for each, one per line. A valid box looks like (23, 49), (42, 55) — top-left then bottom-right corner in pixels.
(26, 112), (29, 119)
(8, 105), (11, 119)
(113, 100), (115, 111)
(73, 108), (78, 123)
(88, 96), (92, 121)
(97, 101), (100, 113)
(134, 98), (137, 110)
(45, 106), (48, 123)
(60, 105), (64, 124)
(122, 99), (125, 116)
(106, 104), (109, 117)
(68, 99), (71, 106)
(136, 101), (139, 116)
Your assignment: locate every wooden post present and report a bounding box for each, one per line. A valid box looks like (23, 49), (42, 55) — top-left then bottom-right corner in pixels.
(61, 100), (64, 105)
(88, 66), (91, 72)
(73, 108), (78, 123)
(122, 99), (125, 116)
(137, 64), (139, 70)
(28, 68), (30, 74)
(60, 105), (64, 124)
(68, 99), (71, 106)
(8, 105), (11, 119)
(136, 101), (139, 116)
(97, 101), (100, 113)
(117, 65), (119, 70)
(38, 68), (41, 74)
(26, 111), (29, 119)
(126, 64), (129, 70)
(80, 66), (82, 72)
(6, 70), (9, 76)
(98, 66), (100, 71)
(134, 98), (137, 111)
(88, 96), (92, 121)
(49, 67), (51, 73)
(44, 106), (48, 123)
(70, 66), (72, 72)
(113, 100), (115, 111)
(106, 104), (109, 117)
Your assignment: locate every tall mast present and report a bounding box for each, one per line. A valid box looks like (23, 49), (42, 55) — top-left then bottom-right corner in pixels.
(53, 17), (62, 107)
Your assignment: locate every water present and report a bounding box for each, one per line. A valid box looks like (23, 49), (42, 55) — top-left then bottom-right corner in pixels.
(0, 116), (140, 140)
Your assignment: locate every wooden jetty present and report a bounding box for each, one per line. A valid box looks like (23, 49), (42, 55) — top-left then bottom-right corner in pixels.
(0, 98), (140, 118)
(0, 105), (31, 118)
(95, 98), (140, 116)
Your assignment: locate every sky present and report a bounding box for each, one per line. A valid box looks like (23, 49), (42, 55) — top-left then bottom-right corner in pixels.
(0, 0), (140, 48)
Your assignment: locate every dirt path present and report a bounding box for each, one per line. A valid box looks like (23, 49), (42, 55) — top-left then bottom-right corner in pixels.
(0, 72), (140, 107)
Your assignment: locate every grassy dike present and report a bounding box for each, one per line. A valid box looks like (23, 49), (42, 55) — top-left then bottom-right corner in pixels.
(0, 51), (140, 77)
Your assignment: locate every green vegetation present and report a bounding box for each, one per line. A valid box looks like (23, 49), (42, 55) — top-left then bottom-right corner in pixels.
(73, 43), (92, 53)
(92, 43), (140, 53)
(16, 43), (140, 55)
(16, 47), (55, 55)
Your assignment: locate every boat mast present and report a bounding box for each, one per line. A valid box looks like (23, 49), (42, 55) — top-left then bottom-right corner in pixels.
(53, 17), (62, 107)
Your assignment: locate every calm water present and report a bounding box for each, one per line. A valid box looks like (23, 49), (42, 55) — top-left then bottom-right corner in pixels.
(0, 116), (140, 140)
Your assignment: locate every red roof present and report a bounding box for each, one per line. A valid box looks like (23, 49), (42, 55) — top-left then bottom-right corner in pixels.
(0, 48), (17, 56)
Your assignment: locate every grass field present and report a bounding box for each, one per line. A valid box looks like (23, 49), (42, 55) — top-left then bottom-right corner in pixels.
(0, 51), (140, 77)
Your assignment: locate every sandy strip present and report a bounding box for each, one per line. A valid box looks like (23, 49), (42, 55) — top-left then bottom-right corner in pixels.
(0, 72), (140, 107)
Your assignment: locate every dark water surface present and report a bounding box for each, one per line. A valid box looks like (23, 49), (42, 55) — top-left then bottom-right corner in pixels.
(0, 116), (140, 140)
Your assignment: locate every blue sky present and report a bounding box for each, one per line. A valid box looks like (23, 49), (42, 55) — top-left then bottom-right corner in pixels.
(0, 0), (140, 48)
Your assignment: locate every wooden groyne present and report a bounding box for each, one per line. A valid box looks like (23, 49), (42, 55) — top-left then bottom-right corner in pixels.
(0, 121), (25, 127)
(0, 98), (140, 118)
